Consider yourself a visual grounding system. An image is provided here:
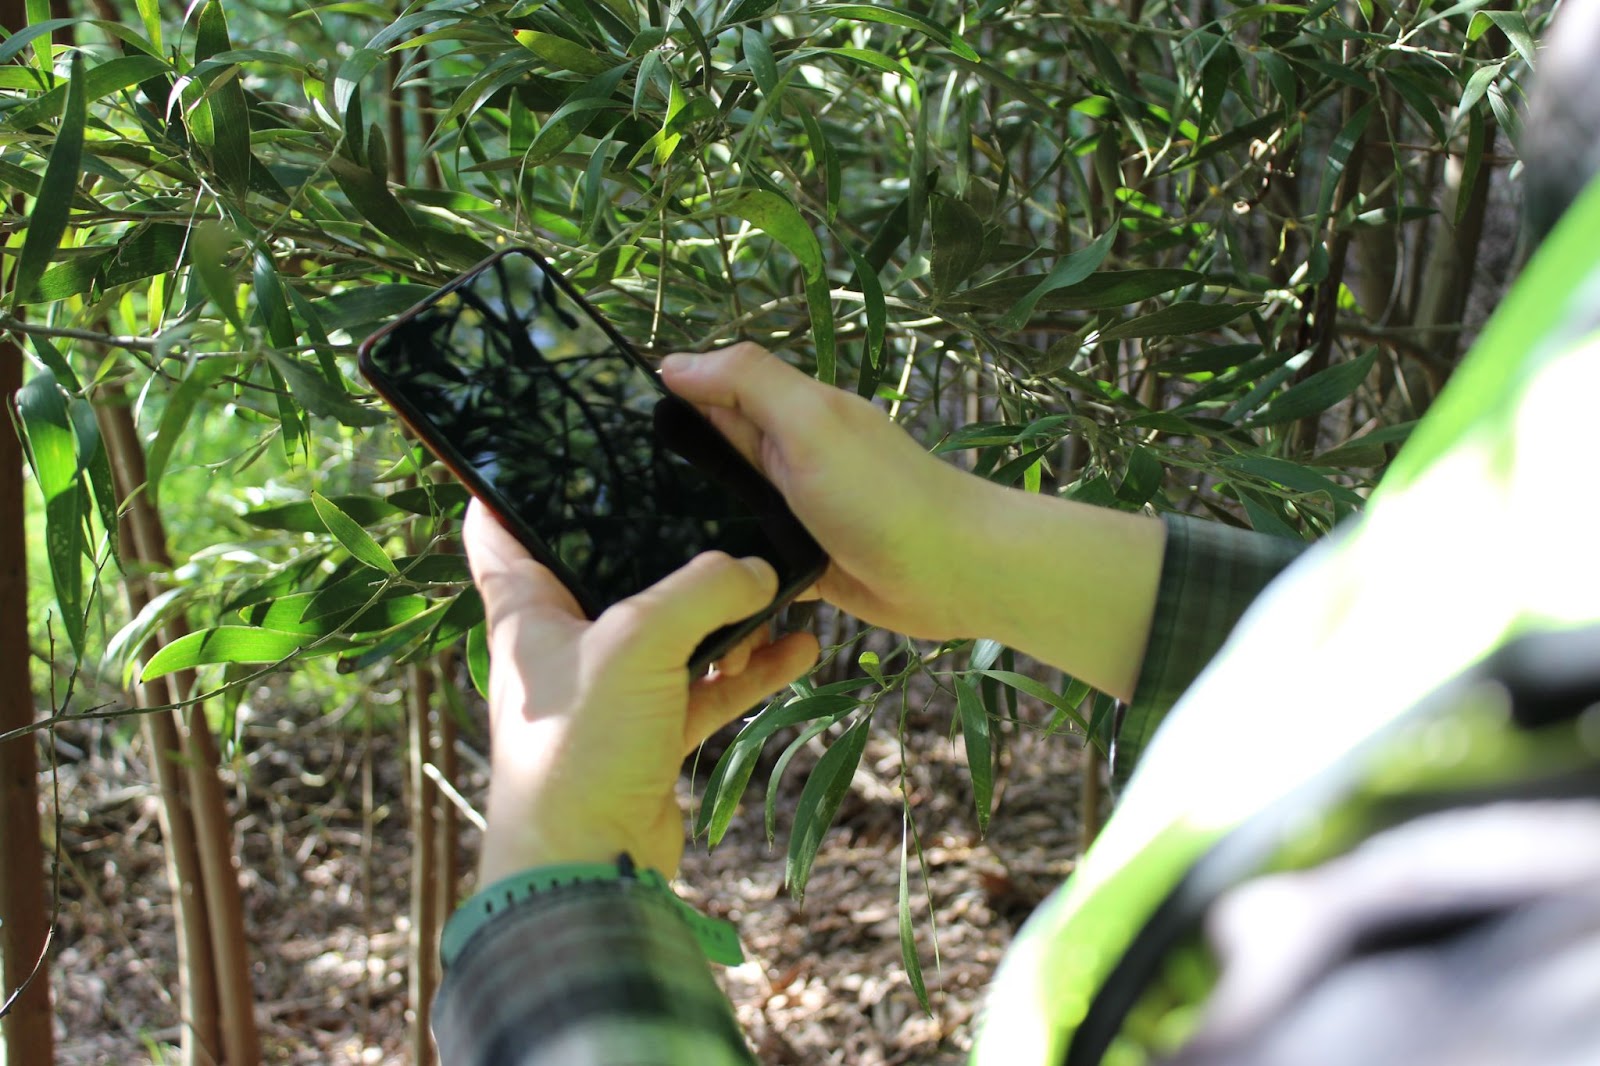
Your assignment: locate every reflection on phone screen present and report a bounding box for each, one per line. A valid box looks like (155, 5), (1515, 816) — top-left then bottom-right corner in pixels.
(364, 249), (805, 616)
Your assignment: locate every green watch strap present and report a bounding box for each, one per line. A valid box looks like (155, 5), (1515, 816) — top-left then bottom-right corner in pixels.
(440, 854), (745, 969)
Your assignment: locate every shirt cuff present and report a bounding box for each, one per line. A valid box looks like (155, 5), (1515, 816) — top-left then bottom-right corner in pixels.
(433, 880), (755, 1066)
(1113, 515), (1306, 789)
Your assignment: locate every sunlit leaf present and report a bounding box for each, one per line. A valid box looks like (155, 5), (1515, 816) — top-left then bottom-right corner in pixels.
(142, 626), (343, 680)
(312, 491), (398, 574)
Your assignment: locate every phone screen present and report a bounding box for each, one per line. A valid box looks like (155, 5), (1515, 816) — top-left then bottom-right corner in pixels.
(358, 248), (825, 667)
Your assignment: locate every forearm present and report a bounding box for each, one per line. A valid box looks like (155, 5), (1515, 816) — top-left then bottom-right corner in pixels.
(969, 481), (1167, 702)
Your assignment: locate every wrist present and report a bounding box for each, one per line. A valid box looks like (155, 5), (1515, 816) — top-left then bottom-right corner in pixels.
(969, 485), (1166, 700)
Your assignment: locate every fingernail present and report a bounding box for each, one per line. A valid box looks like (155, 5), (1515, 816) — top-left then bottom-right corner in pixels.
(740, 556), (776, 590)
(660, 353), (689, 374)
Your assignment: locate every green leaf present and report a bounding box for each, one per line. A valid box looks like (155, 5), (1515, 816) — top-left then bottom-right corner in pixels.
(135, 0), (161, 51)
(818, 4), (979, 61)
(146, 358), (229, 510)
(742, 26), (780, 100)
(929, 194), (985, 299)
(954, 678), (992, 836)
(3, 54), (168, 130)
(327, 154), (428, 253)
(978, 670), (1090, 735)
(1222, 455), (1365, 506)
(141, 627), (336, 681)
(264, 349), (384, 427)
(243, 494), (399, 533)
(997, 227), (1118, 331)
(188, 221), (244, 331)
(241, 591), (428, 636)
(17, 369), (86, 655)
(949, 269), (1202, 313)
(805, 273), (837, 387)
(525, 63), (630, 166)
(467, 621), (490, 699)
(514, 29), (618, 75)
(764, 716), (837, 845)
(1315, 420), (1417, 468)
(898, 817), (931, 1014)
(12, 52), (85, 306)
(696, 692), (857, 845)
(1244, 348), (1376, 427)
(786, 713), (871, 903)
(194, 1), (252, 193)
(722, 188), (823, 279)
(1115, 447), (1165, 506)
(1099, 301), (1258, 342)
(68, 396), (119, 563)
(312, 491), (398, 574)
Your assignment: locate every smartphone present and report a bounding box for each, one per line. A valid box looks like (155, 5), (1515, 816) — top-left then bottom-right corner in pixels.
(357, 246), (827, 673)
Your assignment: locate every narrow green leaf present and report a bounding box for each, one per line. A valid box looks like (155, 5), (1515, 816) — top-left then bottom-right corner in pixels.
(312, 491), (398, 574)
(0, 19), (77, 67)
(467, 621), (490, 699)
(194, 1), (252, 193)
(764, 717), (836, 845)
(1244, 348), (1376, 427)
(805, 273), (837, 387)
(742, 26), (780, 100)
(12, 52), (85, 307)
(847, 245), (885, 395)
(241, 591), (427, 636)
(949, 269), (1202, 313)
(1115, 447), (1165, 505)
(514, 29), (618, 75)
(997, 227), (1118, 330)
(978, 670), (1090, 735)
(929, 194), (985, 298)
(786, 713), (871, 903)
(135, 0), (161, 51)
(1222, 455), (1365, 506)
(188, 221), (244, 331)
(146, 358), (228, 510)
(525, 63), (630, 166)
(17, 369), (85, 655)
(1099, 301), (1258, 342)
(721, 188), (823, 278)
(899, 818), (931, 1014)
(68, 397), (118, 563)
(696, 692), (857, 844)
(955, 678), (992, 836)
(328, 154), (428, 253)
(818, 4), (979, 61)
(3, 54), (168, 130)
(264, 349), (385, 427)
(243, 494), (398, 532)
(141, 626), (332, 681)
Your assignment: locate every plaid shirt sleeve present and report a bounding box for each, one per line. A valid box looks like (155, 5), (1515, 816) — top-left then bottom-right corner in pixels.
(1112, 514), (1307, 788)
(432, 879), (756, 1066)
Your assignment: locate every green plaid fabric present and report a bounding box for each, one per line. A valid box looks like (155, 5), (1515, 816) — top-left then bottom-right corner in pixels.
(1116, 516), (1305, 789)
(433, 880), (755, 1065)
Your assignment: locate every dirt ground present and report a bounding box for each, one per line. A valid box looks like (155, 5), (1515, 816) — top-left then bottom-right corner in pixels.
(44, 654), (1090, 1065)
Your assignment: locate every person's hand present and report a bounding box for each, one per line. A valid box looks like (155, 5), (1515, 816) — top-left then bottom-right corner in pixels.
(660, 343), (1000, 644)
(463, 500), (821, 883)
(661, 343), (1168, 699)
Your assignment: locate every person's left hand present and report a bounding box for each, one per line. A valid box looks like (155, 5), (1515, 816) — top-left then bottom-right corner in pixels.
(463, 500), (821, 883)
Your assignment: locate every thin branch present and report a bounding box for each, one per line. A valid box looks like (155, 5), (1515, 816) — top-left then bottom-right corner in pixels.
(0, 313), (157, 352)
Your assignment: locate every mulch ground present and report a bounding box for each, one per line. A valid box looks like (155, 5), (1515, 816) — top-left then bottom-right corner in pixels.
(44, 652), (1090, 1064)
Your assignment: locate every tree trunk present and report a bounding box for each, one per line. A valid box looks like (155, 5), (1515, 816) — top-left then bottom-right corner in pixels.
(1, 315), (54, 1066)
(96, 389), (260, 1065)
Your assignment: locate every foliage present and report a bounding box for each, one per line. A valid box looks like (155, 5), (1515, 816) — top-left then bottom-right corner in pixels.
(5, 0), (1543, 1005)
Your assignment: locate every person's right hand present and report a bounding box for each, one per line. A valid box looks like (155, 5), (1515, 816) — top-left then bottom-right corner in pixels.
(660, 343), (998, 644)
(664, 343), (1169, 699)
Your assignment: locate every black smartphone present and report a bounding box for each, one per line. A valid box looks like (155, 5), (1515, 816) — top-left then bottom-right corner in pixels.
(357, 247), (827, 674)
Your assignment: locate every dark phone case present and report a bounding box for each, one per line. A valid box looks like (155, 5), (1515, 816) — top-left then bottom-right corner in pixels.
(357, 247), (826, 673)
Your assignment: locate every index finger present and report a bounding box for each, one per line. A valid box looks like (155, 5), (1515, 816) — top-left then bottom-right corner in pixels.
(659, 343), (824, 435)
